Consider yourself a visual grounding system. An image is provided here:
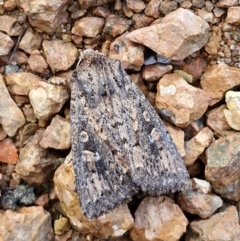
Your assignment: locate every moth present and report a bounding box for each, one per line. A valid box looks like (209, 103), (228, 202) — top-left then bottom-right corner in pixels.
(70, 50), (189, 219)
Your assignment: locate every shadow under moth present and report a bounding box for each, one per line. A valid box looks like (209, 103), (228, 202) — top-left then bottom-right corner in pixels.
(70, 50), (189, 219)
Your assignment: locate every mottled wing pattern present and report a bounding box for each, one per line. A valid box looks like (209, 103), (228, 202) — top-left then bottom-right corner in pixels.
(70, 50), (189, 219)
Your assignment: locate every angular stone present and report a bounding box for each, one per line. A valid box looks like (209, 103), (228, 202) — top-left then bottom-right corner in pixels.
(184, 127), (214, 166)
(18, 0), (69, 34)
(103, 15), (131, 38)
(40, 115), (70, 150)
(185, 206), (240, 241)
(142, 64), (172, 82)
(19, 27), (42, 54)
(206, 104), (232, 136)
(127, 8), (210, 60)
(5, 72), (42, 95)
(180, 57), (207, 82)
(0, 138), (18, 164)
(205, 133), (240, 201)
(29, 81), (69, 120)
(226, 7), (240, 25)
(28, 50), (49, 74)
(125, 0), (146, 13)
(177, 191), (223, 218)
(43, 39), (78, 73)
(78, 0), (114, 8)
(192, 178), (211, 194)
(0, 31), (14, 56)
(72, 17), (105, 38)
(0, 15), (22, 36)
(130, 196), (188, 241)
(53, 153), (134, 238)
(156, 73), (209, 127)
(109, 32), (144, 71)
(15, 130), (55, 185)
(201, 63), (240, 106)
(132, 13), (155, 29)
(205, 26), (221, 55)
(164, 121), (185, 157)
(159, 1), (178, 15)
(0, 75), (25, 137)
(0, 206), (54, 241)
(223, 91), (240, 131)
(217, 0), (238, 8)
(145, 0), (161, 18)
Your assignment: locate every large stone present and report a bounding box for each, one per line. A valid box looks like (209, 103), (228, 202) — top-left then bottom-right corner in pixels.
(130, 196), (188, 241)
(18, 0), (69, 34)
(205, 133), (240, 201)
(0, 75), (25, 137)
(29, 81), (69, 120)
(0, 31), (14, 56)
(53, 153), (134, 239)
(109, 32), (144, 71)
(42, 39), (78, 73)
(185, 206), (240, 241)
(156, 73), (209, 127)
(201, 63), (240, 106)
(0, 206), (54, 241)
(127, 8), (210, 60)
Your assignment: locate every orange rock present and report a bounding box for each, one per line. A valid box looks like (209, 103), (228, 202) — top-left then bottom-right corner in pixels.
(0, 138), (18, 164)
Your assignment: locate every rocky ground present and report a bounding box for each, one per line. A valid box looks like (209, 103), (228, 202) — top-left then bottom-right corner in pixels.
(1, 0), (240, 240)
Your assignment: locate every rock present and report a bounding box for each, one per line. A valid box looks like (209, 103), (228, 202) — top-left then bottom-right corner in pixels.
(196, 9), (214, 23)
(185, 206), (240, 241)
(130, 196), (188, 241)
(177, 190), (223, 218)
(217, 0), (238, 8)
(159, 1), (178, 15)
(205, 133), (240, 201)
(0, 75), (25, 137)
(174, 70), (193, 84)
(184, 127), (214, 166)
(226, 7), (240, 25)
(53, 153), (134, 239)
(4, 72), (42, 95)
(127, 8), (210, 60)
(204, 26), (221, 56)
(0, 15), (22, 36)
(156, 73), (209, 127)
(206, 104), (232, 136)
(18, 0), (69, 34)
(19, 27), (42, 54)
(192, 178), (212, 194)
(17, 123), (38, 147)
(72, 17), (105, 38)
(132, 13), (155, 29)
(0, 185), (36, 210)
(78, 0), (114, 8)
(42, 39), (78, 73)
(0, 31), (14, 56)
(40, 115), (70, 150)
(145, 0), (161, 18)
(0, 127), (7, 141)
(9, 50), (28, 65)
(29, 81), (69, 120)
(54, 217), (70, 235)
(34, 193), (49, 207)
(164, 121), (185, 157)
(201, 63), (240, 106)
(0, 206), (54, 241)
(103, 15), (132, 38)
(92, 6), (110, 18)
(109, 32), (144, 71)
(15, 130), (55, 185)
(28, 50), (49, 74)
(125, 0), (145, 13)
(180, 57), (207, 82)
(223, 91), (240, 131)
(0, 138), (18, 164)
(142, 64), (173, 82)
